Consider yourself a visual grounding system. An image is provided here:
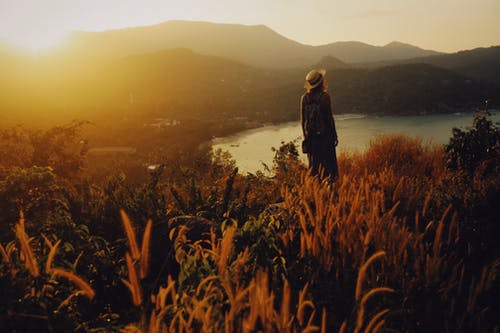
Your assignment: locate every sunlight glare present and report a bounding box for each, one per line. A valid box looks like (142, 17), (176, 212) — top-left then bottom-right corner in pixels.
(3, 29), (70, 53)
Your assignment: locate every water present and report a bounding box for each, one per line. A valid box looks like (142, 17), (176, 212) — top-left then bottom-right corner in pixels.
(212, 112), (499, 173)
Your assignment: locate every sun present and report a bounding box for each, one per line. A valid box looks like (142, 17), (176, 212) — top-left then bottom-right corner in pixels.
(1, 29), (70, 53)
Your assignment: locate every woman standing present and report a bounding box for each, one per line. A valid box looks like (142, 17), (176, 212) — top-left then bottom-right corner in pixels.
(300, 69), (339, 179)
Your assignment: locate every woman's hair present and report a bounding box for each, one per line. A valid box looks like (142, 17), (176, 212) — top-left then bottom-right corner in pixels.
(307, 78), (328, 93)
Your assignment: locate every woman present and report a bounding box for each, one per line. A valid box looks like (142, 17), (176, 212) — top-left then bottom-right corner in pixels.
(300, 69), (339, 179)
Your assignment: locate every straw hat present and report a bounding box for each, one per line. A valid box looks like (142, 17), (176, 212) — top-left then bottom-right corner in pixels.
(304, 69), (326, 90)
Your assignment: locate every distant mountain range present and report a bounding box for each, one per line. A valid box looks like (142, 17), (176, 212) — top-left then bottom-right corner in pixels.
(402, 46), (500, 84)
(56, 20), (442, 68)
(1, 47), (497, 125)
(0, 20), (499, 125)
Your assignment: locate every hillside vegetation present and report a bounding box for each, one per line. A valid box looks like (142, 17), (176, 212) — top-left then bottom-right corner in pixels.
(2, 21), (499, 127)
(1, 48), (498, 127)
(0, 111), (498, 332)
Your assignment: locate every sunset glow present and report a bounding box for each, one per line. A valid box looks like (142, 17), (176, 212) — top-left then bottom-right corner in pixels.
(2, 29), (69, 53)
(1, 0), (499, 331)
(1, 0), (500, 53)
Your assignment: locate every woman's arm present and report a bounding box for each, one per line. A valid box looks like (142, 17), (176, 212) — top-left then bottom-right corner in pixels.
(300, 94), (306, 137)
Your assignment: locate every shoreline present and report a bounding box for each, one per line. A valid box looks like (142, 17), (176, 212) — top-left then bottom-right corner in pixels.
(211, 109), (499, 146)
(209, 110), (499, 173)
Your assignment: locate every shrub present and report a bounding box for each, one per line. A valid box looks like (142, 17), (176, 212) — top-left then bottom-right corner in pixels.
(445, 110), (499, 175)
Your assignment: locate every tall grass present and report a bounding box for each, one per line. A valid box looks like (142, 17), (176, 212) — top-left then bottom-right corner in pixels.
(1, 134), (497, 332)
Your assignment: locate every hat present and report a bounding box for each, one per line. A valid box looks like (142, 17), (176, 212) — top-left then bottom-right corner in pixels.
(305, 69), (326, 90)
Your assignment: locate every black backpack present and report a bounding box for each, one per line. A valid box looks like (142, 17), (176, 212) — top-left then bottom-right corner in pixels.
(303, 92), (324, 136)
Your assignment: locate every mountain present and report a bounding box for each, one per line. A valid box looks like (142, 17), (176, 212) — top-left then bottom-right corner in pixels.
(316, 41), (441, 64)
(2, 47), (497, 126)
(329, 63), (498, 115)
(314, 56), (350, 70)
(58, 21), (312, 69)
(55, 20), (442, 68)
(403, 46), (500, 84)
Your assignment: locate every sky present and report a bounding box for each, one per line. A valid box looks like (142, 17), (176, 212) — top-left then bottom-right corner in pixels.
(0, 0), (499, 53)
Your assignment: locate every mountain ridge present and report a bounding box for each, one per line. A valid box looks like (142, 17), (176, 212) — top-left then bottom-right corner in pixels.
(54, 20), (443, 68)
(1, 47), (497, 125)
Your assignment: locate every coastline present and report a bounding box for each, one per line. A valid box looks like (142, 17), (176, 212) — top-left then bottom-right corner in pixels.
(210, 110), (499, 173)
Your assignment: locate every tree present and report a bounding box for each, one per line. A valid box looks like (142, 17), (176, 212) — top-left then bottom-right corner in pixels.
(444, 105), (499, 175)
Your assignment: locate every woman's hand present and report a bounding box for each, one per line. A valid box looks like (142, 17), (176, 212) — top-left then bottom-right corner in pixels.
(333, 137), (338, 147)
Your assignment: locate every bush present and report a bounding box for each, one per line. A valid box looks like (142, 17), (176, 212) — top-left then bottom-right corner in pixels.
(445, 110), (499, 175)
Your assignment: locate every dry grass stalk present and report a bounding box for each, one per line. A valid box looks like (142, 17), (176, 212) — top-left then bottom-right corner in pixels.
(422, 188), (433, 217)
(57, 290), (86, 311)
(364, 309), (390, 333)
(372, 319), (386, 333)
(73, 251), (83, 270)
(15, 221), (39, 277)
(121, 210), (140, 260)
(140, 219), (153, 279)
(355, 288), (394, 333)
(52, 267), (95, 300)
(0, 243), (10, 264)
(122, 252), (142, 306)
(321, 308), (327, 333)
(19, 210), (25, 230)
(278, 280), (291, 331)
(355, 251), (386, 300)
(41, 233), (54, 249)
(45, 239), (61, 273)
(297, 283), (313, 326)
(217, 226), (236, 275)
(339, 321), (347, 333)
(433, 205), (452, 255)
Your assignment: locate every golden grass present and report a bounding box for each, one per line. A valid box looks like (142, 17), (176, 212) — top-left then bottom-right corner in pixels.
(355, 288), (394, 333)
(355, 251), (387, 300)
(364, 309), (390, 333)
(276, 162), (497, 331)
(2, 217), (97, 307)
(119, 213), (154, 306)
(51, 268), (95, 300)
(122, 252), (142, 306)
(45, 239), (61, 274)
(14, 218), (39, 277)
(0, 243), (10, 264)
(4, 134), (497, 332)
(140, 219), (153, 279)
(217, 226), (235, 275)
(121, 209), (141, 260)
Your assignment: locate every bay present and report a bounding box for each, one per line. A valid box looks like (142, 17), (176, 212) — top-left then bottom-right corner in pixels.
(212, 112), (499, 173)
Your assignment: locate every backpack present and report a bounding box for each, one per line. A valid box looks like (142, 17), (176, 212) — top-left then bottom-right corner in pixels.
(303, 92), (324, 136)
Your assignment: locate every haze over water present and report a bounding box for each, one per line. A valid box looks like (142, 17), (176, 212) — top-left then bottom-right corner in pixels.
(213, 112), (500, 173)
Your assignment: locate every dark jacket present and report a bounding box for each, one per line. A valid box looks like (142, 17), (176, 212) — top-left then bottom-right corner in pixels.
(300, 90), (339, 178)
(300, 91), (337, 141)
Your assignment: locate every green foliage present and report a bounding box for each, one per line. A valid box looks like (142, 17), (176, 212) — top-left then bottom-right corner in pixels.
(0, 166), (65, 238)
(0, 122), (498, 332)
(443, 109), (500, 259)
(445, 109), (499, 175)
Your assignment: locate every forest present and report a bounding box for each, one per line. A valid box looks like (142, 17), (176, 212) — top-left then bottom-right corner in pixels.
(0, 108), (498, 332)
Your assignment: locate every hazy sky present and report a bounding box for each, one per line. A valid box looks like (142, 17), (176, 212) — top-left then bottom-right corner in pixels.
(1, 0), (499, 52)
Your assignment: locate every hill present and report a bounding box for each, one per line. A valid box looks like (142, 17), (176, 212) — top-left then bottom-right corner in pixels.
(316, 40), (440, 64)
(330, 63), (498, 115)
(314, 56), (350, 70)
(361, 46), (500, 85)
(405, 46), (500, 84)
(55, 20), (442, 68)
(1, 48), (497, 126)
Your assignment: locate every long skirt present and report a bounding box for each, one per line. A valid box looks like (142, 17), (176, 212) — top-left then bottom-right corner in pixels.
(307, 136), (339, 180)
